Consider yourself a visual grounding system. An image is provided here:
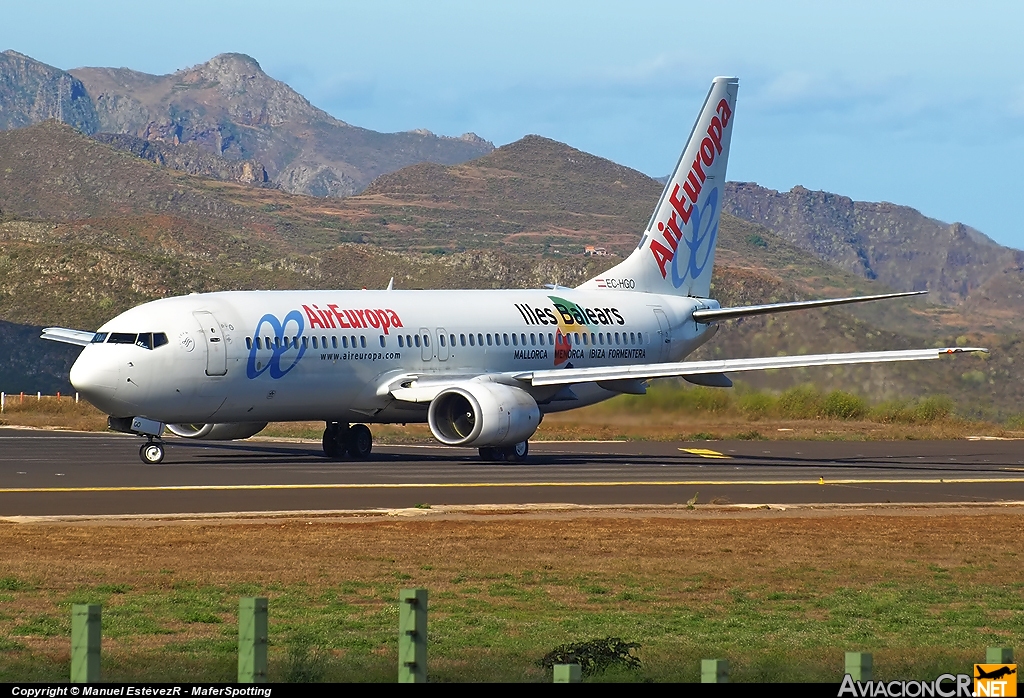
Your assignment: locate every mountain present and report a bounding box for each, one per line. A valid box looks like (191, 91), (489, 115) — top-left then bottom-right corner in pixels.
(0, 51), (98, 133)
(0, 50), (494, 196)
(68, 53), (493, 196)
(723, 182), (1024, 307)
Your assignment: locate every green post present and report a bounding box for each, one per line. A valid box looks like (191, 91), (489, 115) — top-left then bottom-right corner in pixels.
(71, 604), (101, 682)
(238, 597), (268, 683)
(986, 647), (1014, 663)
(398, 588), (427, 683)
(845, 652), (873, 681)
(701, 658), (729, 683)
(553, 663), (582, 683)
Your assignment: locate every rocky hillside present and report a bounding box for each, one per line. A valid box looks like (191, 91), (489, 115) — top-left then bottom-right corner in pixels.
(724, 182), (1024, 307)
(0, 51), (98, 133)
(68, 52), (494, 196)
(0, 51), (494, 195)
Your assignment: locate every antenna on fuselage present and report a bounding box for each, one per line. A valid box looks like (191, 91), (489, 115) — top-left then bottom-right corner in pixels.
(386, 277), (394, 291)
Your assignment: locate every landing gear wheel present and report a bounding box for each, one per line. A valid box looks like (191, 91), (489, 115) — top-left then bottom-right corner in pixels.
(322, 422), (348, 460)
(140, 441), (165, 465)
(507, 441), (529, 462)
(347, 424), (373, 460)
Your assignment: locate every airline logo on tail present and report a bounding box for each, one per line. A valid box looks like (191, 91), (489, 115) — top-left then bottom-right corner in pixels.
(649, 97), (732, 289)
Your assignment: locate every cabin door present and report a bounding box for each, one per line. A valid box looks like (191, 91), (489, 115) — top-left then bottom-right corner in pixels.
(194, 311), (227, 376)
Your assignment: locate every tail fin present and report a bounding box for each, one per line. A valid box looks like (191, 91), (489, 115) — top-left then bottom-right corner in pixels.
(579, 77), (738, 297)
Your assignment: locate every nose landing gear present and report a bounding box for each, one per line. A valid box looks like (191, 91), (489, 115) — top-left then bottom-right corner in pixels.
(322, 422), (373, 460)
(140, 439), (165, 465)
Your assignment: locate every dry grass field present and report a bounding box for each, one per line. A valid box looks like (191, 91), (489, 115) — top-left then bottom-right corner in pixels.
(0, 507), (1020, 682)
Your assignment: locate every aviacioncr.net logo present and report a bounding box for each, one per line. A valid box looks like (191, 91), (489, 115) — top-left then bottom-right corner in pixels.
(669, 186), (719, 289)
(246, 310), (307, 379)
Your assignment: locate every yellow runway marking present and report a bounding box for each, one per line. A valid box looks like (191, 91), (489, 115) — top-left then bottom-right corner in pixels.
(679, 448), (732, 459)
(2, 477), (1024, 494)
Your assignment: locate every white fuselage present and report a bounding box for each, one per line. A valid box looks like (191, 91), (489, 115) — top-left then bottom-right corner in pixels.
(69, 288), (720, 425)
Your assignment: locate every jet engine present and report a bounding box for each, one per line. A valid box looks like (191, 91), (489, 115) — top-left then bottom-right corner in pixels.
(165, 422), (268, 440)
(427, 382), (540, 447)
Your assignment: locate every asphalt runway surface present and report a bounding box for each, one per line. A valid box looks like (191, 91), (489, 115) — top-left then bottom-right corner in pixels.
(1, 427), (1023, 516)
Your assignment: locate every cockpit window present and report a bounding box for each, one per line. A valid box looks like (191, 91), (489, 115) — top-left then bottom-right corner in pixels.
(103, 331), (168, 349)
(91, 332), (108, 344)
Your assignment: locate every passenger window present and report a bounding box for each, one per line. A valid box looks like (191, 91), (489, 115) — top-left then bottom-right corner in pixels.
(630, 332), (636, 345)
(460, 334), (467, 346)
(246, 337), (253, 350)
(414, 335), (421, 347)
(511, 333), (518, 346)
(486, 334), (492, 346)
(422, 335), (429, 347)
(91, 332), (108, 344)
(398, 335), (404, 347)
(440, 335), (446, 347)
(469, 334), (475, 346)
(537, 333), (544, 346)
(582, 333), (588, 346)
(322, 336), (328, 348)
(331, 336), (338, 349)
(501, 333), (508, 346)
(379, 335), (386, 347)
(531, 333), (536, 346)
(548, 333), (554, 345)
(312, 337), (318, 349)
(450, 334), (456, 347)
(574, 333), (581, 345)
(293, 337), (299, 349)
(477, 333), (483, 346)
(302, 337), (308, 348)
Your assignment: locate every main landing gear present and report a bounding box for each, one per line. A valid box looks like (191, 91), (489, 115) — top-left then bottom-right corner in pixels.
(322, 422), (373, 460)
(479, 441), (529, 463)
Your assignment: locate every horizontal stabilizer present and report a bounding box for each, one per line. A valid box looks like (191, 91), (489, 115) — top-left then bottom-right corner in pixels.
(516, 346), (985, 388)
(692, 291), (926, 323)
(40, 327), (95, 346)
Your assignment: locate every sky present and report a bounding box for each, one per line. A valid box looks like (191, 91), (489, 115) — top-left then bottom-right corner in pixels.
(5, 0), (1023, 249)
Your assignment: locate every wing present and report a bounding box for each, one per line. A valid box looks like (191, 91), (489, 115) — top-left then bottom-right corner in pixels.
(381, 347), (985, 405)
(40, 327), (96, 346)
(514, 347), (985, 388)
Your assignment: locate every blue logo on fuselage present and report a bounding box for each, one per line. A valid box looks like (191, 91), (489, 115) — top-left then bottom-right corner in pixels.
(246, 310), (306, 379)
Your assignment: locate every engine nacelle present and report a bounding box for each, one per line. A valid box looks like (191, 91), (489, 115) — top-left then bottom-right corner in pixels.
(166, 422), (268, 440)
(428, 382), (540, 447)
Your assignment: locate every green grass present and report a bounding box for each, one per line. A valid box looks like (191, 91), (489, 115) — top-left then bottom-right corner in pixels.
(0, 573), (1017, 682)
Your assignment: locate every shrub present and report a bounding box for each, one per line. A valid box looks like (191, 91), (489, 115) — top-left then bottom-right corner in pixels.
(541, 637), (641, 677)
(870, 400), (913, 423)
(738, 392), (775, 420)
(913, 396), (953, 423)
(821, 390), (868, 420)
(777, 385), (823, 419)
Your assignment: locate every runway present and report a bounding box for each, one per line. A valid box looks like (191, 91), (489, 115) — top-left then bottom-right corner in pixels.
(1, 427), (1023, 516)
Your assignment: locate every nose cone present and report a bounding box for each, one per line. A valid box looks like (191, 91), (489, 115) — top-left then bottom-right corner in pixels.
(70, 348), (129, 416)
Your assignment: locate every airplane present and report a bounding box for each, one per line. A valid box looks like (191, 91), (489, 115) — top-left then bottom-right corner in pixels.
(41, 77), (984, 465)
